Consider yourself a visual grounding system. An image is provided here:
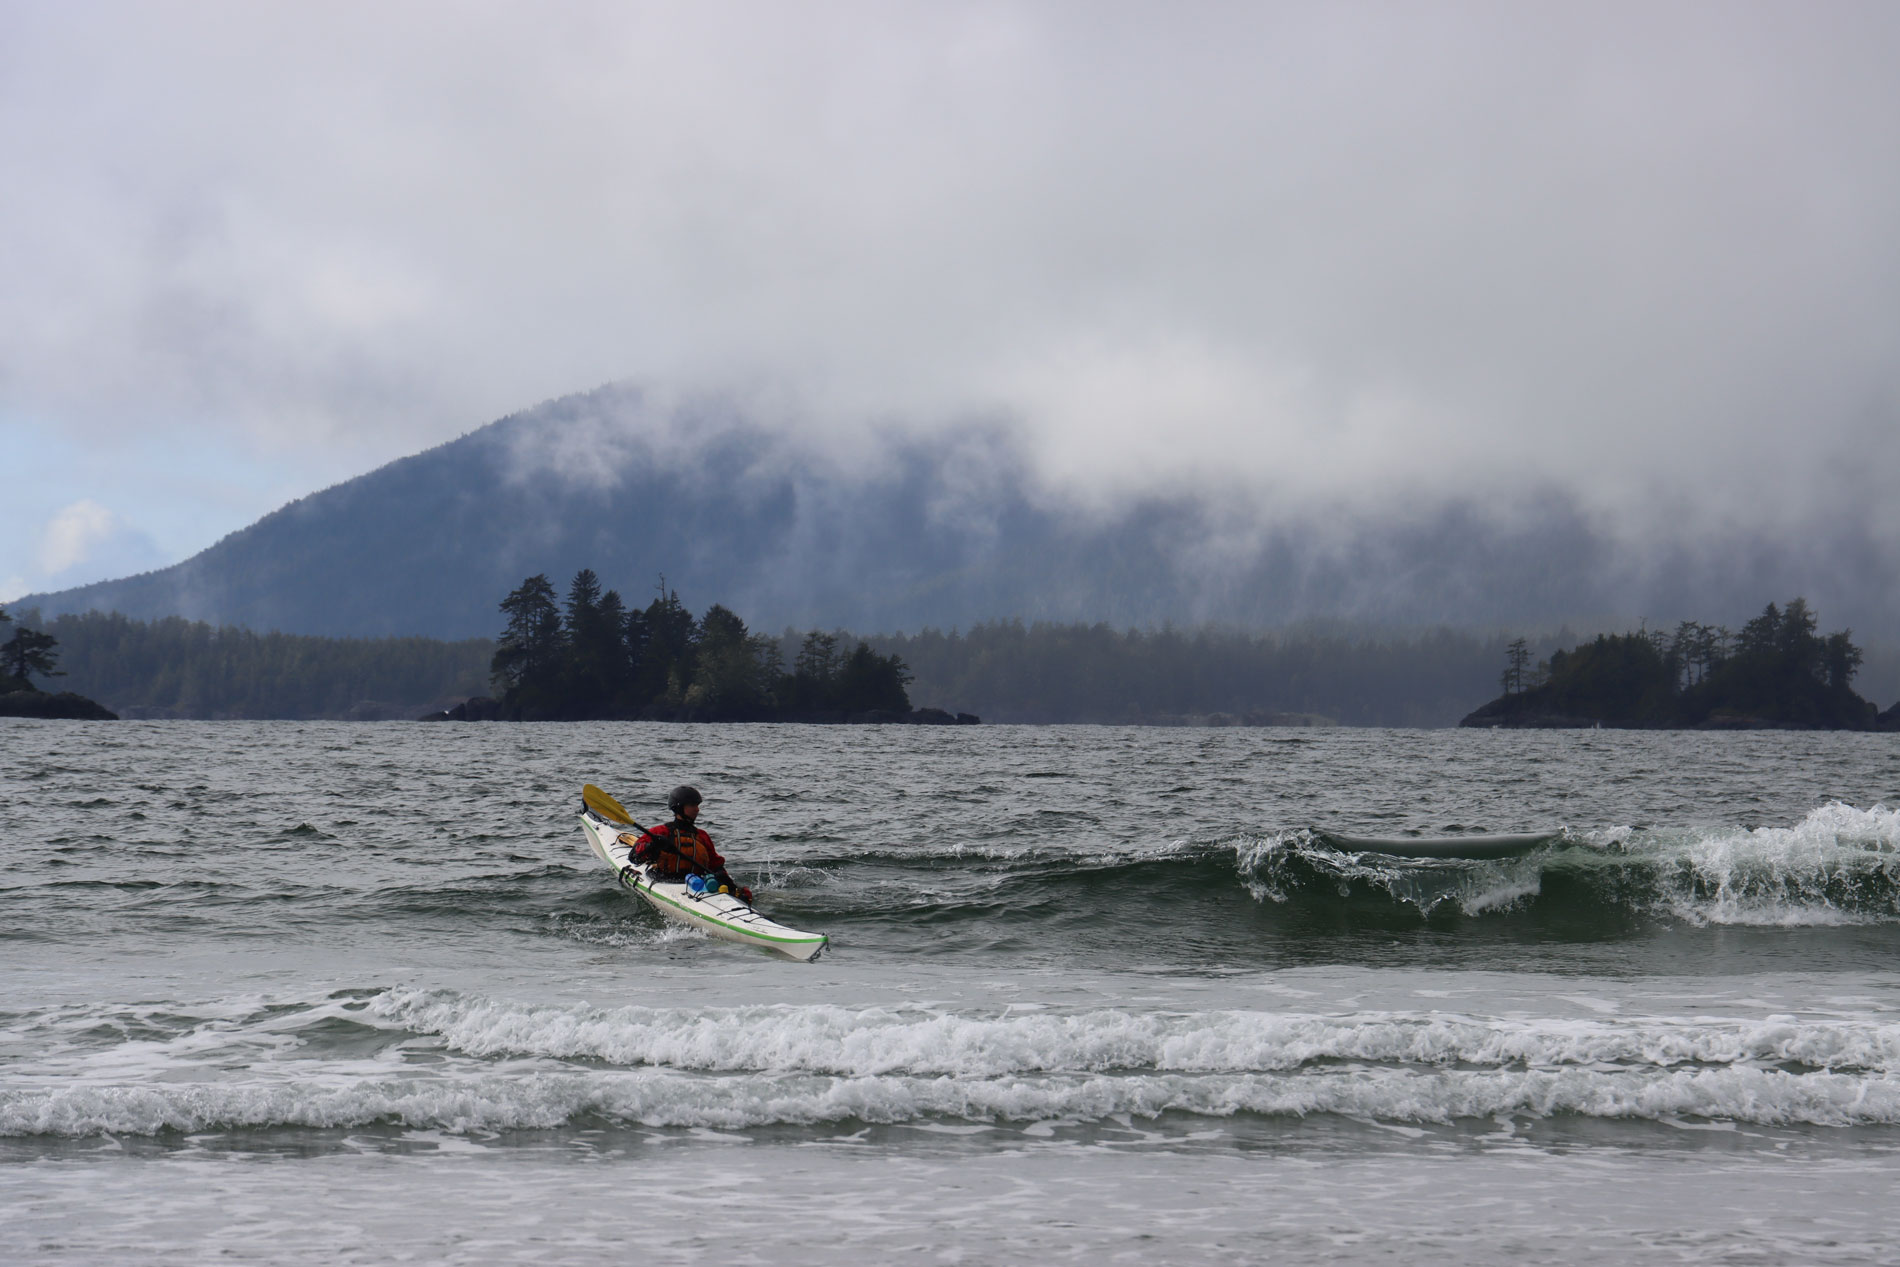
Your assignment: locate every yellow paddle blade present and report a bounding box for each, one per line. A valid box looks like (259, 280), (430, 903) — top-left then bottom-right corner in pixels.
(582, 783), (635, 825)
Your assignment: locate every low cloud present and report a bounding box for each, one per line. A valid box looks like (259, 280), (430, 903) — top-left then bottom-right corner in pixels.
(39, 501), (122, 575)
(30, 500), (169, 593)
(3, 3), (1897, 584)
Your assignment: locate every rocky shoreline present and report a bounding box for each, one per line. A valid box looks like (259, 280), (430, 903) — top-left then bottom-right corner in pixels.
(0, 689), (118, 720)
(1462, 698), (1900, 731)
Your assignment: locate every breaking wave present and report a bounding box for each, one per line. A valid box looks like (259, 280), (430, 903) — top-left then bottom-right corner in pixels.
(1237, 802), (1900, 926)
(11, 1065), (1900, 1137)
(9, 986), (1900, 1137)
(742, 802), (1900, 938)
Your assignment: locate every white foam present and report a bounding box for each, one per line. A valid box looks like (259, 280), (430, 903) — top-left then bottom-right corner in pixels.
(1236, 832), (1559, 916)
(9, 1060), (1900, 1137)
(1640, 803), (1900, 926)
(18, 987), (1900, 1098)
(351, 990), (1900, 1080)
(1242, 805), (1900, 925)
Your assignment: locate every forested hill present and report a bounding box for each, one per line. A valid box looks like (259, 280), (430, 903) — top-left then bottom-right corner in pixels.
(19, 384), (1900, 641)
(1462, 600), (1892, 730)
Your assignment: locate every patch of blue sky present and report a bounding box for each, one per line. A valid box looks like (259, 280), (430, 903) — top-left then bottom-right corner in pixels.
(0, 410), (333, 603)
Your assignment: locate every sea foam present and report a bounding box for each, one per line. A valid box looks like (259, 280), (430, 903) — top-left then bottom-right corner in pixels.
(9, 987), (1900, 1136)
(8, 1062), (1900, 1137)
(367, 988), (1900, 1077)
(1240, 803), (1900, 924)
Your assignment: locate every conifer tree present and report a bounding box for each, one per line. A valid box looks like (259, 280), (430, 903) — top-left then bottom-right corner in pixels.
(491, 574), (565, 712)
(1, 611), (63, 690)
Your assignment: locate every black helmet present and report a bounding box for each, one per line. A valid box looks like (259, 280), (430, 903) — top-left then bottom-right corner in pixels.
(668, 785), (702, 814)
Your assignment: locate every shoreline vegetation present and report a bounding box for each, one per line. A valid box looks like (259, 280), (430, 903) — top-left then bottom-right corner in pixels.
(0, 605), (115, 719)
(1462, 599), (1900, 731)
(0, 607), (489, 721)
(456, 571), (970, 724)
(4, 590), (1897, 728)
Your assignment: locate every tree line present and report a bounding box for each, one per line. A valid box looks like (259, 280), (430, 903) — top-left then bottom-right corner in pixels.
(11, 591), (1891, 726)
(488, 571), (915, 720)
(4, 608), (491, 719)
(1476, 598), (1880, 727)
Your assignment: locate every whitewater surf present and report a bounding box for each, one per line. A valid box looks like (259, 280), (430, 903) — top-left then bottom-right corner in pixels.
(9, 722), (1900, 1265)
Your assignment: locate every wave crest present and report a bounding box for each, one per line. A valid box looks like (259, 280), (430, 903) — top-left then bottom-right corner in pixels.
(1236, 803), (1900, 925)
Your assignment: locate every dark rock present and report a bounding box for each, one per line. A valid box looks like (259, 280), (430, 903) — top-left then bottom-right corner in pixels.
(0, 690), (117, 720)
(955, 712), (981, 725)
(1877, 701), (1900, 732)
(909, 707), (957, 725)
(418, 695), (503, 722)
(848, 709), (910, 725)
(1459, 694), (1609, 729)
(1458, 707), (1611, 729)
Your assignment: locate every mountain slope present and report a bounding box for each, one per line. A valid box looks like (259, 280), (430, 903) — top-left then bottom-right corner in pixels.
(22, 384), (1900, 642)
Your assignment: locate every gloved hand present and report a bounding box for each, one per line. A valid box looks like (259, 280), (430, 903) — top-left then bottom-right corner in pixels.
(737, 886), (753, 904)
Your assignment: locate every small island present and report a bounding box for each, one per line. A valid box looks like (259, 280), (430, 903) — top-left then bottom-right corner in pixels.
(423, 571), (979, 724)
(1461, 599), (1894, 730)
(0, 605), (117, 719)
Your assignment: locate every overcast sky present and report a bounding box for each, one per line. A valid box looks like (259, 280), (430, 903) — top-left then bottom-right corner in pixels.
(4, 1), (1898, 602)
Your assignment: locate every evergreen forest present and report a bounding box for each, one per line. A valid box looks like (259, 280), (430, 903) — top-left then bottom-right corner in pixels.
(8, 589), (1896, 726)
(1464, 599), (1886, 728)
(10, 608), (491, 719)
(488, 572), (917, 721)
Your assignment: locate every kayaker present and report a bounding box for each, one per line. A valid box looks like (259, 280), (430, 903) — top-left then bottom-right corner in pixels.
(632, 785), (753, 903)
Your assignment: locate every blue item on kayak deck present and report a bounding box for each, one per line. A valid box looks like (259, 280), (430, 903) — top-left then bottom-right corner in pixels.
(686, 873), (707, 893)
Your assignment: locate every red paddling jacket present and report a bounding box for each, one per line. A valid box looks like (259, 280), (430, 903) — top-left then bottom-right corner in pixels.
(629, 819), (727, 882)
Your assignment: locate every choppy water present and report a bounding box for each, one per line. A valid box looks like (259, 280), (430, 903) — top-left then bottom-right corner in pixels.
(6, 721), (1900, 1264)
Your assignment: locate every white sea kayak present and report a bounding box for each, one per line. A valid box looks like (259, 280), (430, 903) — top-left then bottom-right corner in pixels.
(578, 804), (827, 962)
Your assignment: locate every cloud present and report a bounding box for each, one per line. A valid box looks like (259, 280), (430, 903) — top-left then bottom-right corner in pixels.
(1, 1), (1897, 575)
(31, 500), (169, 591)
(39, 501), (120, 575)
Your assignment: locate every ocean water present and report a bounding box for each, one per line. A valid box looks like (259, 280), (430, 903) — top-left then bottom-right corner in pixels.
(5, 721), (1900, 1264)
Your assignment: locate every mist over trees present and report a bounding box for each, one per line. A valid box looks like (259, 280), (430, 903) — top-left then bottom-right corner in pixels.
(489, 571), (915, 721)
(854, 622), (1530, 727)
(488, 571), (1587, 726)
(13, 589), (1896, 727)
(19, 388), (1900, 647)
(12, 609), (490, 719)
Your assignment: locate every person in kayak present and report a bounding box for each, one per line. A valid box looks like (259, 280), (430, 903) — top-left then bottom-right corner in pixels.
(632, 785), (753, 903)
